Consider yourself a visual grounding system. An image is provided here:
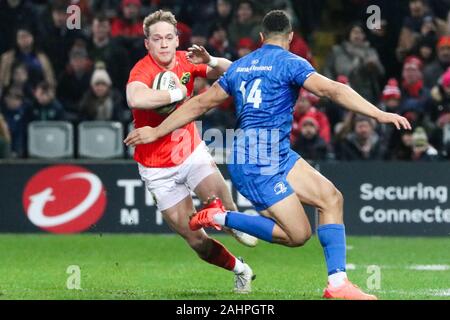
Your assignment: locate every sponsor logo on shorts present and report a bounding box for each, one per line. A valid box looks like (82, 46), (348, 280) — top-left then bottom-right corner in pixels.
(22, 165), (106, 233)
(274, 182), (287, 195)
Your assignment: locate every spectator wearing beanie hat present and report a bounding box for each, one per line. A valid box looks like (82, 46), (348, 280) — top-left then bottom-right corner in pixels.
(90, 65), (112, 87)
(401, 55), (431, 114)
(79, 63), (127, 122)
(379, 78), (406, 156)
(411, 127), (439, 161)
(292, 115), (330, 161)
(402, 56), (423, 95)
(291, 88), (330, 146)
(424, 35), (450, 88)
(381, 78), (402, 113)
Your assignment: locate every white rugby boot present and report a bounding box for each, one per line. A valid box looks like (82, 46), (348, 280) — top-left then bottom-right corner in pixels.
(234, 258), (255, 294)
(225, 227), (259, 247)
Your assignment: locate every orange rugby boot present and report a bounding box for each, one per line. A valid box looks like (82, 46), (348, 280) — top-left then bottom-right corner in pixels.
(323, 279), (378, 300)
(189, 196), (226, 231)
(203, 196), (226, 211)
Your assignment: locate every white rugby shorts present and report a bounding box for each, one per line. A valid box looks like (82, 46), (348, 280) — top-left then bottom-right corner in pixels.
(138, 142), (217, 211)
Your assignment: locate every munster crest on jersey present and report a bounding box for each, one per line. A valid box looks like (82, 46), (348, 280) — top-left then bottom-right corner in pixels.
(181, 72), (191, 85)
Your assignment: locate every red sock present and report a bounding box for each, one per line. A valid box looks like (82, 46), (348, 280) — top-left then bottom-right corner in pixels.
(202, 239), (236, 271)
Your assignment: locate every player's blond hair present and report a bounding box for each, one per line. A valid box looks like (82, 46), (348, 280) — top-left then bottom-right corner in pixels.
(143, 10), (177, 38)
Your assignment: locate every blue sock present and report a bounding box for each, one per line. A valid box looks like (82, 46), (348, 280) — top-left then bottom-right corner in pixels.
(317, 224), (346, 275)
(225, 211), (276, 243)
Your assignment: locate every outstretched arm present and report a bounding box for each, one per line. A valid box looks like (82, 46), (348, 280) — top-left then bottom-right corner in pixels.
(186, 44), (232, 79)
(303, 73), (411, 130)
(124, 82), (229, 147)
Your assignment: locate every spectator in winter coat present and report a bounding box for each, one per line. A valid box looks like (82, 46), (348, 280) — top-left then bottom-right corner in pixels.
(0, 26), (55, 93)
(400, 55), (431, 114)
(324, 23), (385, 104)
(411, 127), (439, 161)
(57, 46), (93, 120)
(292, 116), (330, 161)
(335, 115), (386, 161)
(423, 36), (450, 88)
(291, 88), (330, 145)
(30, 81), (65, 121)
(79, 64), (127, 122)
(0, 86), (31, 158)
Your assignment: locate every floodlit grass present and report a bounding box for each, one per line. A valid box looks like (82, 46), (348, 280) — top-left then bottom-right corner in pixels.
(0, 234), (449, 300)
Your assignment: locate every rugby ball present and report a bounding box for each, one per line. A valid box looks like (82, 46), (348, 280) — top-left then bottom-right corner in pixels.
(152, 71), (179, 115)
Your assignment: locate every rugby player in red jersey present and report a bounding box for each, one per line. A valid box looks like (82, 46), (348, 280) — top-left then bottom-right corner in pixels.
(126, 10), (256, 293)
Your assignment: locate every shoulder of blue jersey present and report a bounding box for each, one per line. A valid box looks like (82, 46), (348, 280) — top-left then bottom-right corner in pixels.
(228, 51), (258, 70)
(285, 51), (309, 63)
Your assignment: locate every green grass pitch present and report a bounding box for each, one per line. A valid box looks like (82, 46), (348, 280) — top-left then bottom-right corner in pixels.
(0, 234), (449, 300)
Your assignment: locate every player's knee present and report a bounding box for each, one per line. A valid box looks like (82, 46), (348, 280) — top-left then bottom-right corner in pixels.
(222, 200), (237, 211)
(332, 188), (344, 208)
(322, 186), (344, 211)
(286, 229), (312, 247)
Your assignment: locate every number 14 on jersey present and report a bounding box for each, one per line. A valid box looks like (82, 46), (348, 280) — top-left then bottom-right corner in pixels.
(239, 79), (262, 109)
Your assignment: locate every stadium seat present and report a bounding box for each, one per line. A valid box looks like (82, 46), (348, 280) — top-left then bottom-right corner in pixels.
(78, 121), (124, 159)
(444, 124), (450, 144)
(28, 121), (74, 158)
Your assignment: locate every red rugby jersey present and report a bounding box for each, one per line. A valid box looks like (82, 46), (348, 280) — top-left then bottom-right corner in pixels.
(128, 51), (207, 167)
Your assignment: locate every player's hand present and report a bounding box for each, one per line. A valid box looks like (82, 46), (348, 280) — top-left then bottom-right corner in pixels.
(186, 44), (211, 65)
(376, 111), (412, 130)
(172, 74), (187, 98)
(124, 126), (159, 147)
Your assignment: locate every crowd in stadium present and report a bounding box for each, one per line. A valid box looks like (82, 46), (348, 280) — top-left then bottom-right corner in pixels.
(0, 0), (449, 161)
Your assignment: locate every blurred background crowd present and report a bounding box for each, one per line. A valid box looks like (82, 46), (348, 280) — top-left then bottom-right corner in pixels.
(0, 0), (450, 161)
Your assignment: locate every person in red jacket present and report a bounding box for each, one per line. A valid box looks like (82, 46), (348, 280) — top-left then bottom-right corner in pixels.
(290, 32), (316, 67)
(291, 88), (331, 145)
(111, 0), (144, 38)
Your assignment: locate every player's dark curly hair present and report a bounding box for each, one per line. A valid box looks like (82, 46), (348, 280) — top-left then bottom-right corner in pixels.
(262, 10), (292, 37)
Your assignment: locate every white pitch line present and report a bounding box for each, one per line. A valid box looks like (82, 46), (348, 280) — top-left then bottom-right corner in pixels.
(409, 265), (450, 271)
(429, 289), (450, 297)
(346, 263), (356, 270)
(377, 289), (450, 296)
